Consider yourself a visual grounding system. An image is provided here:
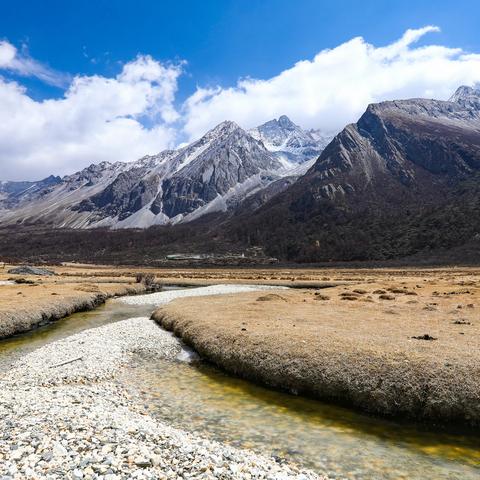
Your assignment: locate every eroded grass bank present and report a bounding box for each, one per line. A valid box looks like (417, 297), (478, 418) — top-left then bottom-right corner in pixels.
(153, 272), (480, 427)
(0, 272), (146, 339)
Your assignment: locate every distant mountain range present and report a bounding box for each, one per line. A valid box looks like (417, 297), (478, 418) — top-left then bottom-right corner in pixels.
(0, 116), (330, 229)
(1, 86), (480, 264)
(0, 176), (61, 206)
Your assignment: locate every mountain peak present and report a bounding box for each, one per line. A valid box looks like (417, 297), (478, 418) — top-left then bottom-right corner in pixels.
(249, 115), (333, 165)
(449, 85), (480, 105)
(207, 120), (242, 137)
(277, 115), (297, 129)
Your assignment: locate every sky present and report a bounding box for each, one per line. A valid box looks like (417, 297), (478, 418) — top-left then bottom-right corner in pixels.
(1, 0), (480, 180)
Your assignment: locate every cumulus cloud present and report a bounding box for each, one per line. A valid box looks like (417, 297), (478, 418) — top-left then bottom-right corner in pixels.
(0, 40), (69, 87)
(182, 26), (480, 139)
(2, 27), (480, 181)
(0, 52), (182, 180)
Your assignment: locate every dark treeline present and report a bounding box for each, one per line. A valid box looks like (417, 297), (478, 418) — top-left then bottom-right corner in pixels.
(1, 175), (480, 266)
(227, 174), (480, 264)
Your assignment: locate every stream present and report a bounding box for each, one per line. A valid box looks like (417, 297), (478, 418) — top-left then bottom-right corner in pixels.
(0, 288), (479, 480)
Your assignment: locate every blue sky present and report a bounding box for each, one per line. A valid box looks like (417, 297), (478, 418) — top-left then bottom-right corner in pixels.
(3, 0), (480, 101)
(1, 0), (480, 180)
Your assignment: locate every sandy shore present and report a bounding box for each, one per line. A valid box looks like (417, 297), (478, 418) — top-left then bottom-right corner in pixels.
(0, 270), (147, 339)
(0, 317), (322, 480)
(152, 272), (480, 427)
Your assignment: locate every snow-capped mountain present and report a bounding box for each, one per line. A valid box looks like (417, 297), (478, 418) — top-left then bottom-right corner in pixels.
(73, 121), (284, 228)
(449, 84), (480, 109)
(157, 121), (282, 222)
(249, 115), (334, 167)
(0, 121), (289, 229)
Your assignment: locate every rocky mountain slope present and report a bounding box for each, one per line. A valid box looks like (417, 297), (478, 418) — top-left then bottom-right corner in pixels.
(0, 120), (307, 229)
(0, 162), (131, 228)
(229, 86), (480, 262)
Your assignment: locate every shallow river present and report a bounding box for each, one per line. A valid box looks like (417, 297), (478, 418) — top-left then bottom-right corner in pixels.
(1, 289), (479, 480)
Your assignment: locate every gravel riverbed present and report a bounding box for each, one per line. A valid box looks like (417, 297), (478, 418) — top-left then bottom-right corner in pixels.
(119, 284), (288, 306)
(0, 316), (322, 480)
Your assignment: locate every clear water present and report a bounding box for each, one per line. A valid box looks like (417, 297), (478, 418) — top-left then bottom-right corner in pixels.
(1, 291), (479, 479)
(0, 300), (155, 362)
(130, 359), (480, 480)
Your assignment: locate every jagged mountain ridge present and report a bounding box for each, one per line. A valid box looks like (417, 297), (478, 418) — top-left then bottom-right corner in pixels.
(228, 86), (480, 262)
(249, 115), (334, 166)
(305, 89), (480, 200)
(0, 176), (62, 207)
(0, 120), (304, 229)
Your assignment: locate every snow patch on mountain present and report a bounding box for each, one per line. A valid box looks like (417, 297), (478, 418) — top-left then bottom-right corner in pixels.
(249, 115), (335, 165)
(449, 84), (480, 101)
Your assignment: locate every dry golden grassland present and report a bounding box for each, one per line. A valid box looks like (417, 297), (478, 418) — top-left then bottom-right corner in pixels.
(1, 262), (344, 338)
(0, 265), (146, 338)
(152, 268), (480, 426)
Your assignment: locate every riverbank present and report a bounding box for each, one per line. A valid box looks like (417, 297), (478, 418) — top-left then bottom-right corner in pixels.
(152, 271), (480, 427)
(0, 317), (321, 479)
(0, 270), (147, 339)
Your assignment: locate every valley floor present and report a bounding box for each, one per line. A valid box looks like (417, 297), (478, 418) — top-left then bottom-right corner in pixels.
(1, 263), (479, 478)
(0, 262), (351, 338)
(0, 264), (330, 479)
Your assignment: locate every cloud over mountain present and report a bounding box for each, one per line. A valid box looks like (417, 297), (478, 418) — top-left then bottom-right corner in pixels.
(1, 27), (480, 180)
(0, 46), (182, 180)
(183, 26), (480, 138)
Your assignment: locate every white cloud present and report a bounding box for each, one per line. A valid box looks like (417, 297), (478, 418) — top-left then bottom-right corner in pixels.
(182, 26), (480, 139)
(0, 41), (16, 65)
(2, 28), (480, 181)
(0, 40), (69, 87)
(0, 52), (182, 180)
